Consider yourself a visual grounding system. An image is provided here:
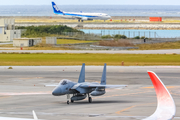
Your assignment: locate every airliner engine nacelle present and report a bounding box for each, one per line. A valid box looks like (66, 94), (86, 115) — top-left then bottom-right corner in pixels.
(91, 90), (106, 96)
(81, 17), (93, 21)
(71, 94), (87, 101)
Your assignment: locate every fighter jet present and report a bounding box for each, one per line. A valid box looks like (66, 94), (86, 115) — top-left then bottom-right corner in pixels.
(46, 63), (127, 104)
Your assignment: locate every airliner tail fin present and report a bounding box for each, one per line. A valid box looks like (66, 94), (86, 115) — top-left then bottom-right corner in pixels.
(52, 2), (63, 14)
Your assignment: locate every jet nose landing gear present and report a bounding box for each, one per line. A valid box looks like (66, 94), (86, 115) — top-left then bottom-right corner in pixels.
(67, 94), (70, 105)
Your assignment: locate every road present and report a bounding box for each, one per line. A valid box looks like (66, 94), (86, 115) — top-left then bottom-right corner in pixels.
(0, 49), (180, 54)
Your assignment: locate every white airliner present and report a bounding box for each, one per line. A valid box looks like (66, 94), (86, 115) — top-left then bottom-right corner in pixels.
(52, 2), (111, 22)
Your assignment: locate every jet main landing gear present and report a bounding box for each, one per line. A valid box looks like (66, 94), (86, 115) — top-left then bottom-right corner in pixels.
(88, 93), (92, 103)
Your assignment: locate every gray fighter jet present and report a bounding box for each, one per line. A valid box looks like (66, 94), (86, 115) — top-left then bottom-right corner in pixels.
(47, 63), (127, 104)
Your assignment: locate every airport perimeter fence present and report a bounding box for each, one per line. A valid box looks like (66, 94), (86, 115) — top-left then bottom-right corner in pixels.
(100, 30), (158, 39)
(45, 31), (180, 43)
(57, 31), (159, 39)
(56, 32), (102, 40)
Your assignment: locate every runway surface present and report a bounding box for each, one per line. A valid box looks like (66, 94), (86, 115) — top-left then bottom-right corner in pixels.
(0, 66), (180, 120)
(0, 49), (180, 54)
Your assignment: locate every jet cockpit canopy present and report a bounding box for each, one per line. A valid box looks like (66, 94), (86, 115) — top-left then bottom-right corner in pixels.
(59, 79), (71, 85)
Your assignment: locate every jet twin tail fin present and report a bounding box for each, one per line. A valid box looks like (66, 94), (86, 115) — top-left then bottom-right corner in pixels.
(101, 63), (106, 85)
(52, 2), (63, 14)
(78, 63), (106, 84)
(78, 63), (85, 83)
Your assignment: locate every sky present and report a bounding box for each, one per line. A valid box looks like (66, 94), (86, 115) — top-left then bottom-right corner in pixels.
(1, 0), (180, 5)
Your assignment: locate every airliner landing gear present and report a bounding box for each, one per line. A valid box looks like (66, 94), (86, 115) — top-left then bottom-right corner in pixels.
(67, 94), (70, 104)
(78, 19), (80, 22)
(88, 93), (92, 103)
(81, 20), (84, 22)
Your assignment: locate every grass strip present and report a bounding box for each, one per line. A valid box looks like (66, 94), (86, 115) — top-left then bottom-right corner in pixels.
(0, 53), (180, 66)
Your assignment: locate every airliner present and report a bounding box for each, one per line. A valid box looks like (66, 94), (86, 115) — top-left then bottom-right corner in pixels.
(52, 2), (111, 22)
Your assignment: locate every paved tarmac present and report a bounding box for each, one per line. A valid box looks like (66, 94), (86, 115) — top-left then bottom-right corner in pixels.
(0, 66), (180, 120)
(0, 49), (180, 54)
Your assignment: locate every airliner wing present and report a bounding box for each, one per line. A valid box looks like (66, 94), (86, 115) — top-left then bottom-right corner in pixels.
(79, 84), (127, 89)
(143, 71), (176, 120)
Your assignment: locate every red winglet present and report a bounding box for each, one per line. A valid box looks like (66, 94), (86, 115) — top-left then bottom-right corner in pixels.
(144, 71), (176, 120)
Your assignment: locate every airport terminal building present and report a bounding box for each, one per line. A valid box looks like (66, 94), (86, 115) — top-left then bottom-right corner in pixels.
(0, 19), (21, 42)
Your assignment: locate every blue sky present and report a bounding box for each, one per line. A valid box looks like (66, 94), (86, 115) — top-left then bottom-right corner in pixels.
(1, 0), (180, 5)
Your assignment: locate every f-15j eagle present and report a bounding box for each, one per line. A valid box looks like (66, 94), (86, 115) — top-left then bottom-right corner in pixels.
(46, 63), (127, 104)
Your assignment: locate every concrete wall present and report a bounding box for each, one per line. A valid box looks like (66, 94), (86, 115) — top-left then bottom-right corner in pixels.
(46, 37), (57, 44)
(13, 38), (42, 47)
(15, 23), (180, 30)
(13, 40), (29, 47)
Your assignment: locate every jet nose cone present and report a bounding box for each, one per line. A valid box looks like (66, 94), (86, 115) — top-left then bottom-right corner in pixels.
(52, 88), (61, 96)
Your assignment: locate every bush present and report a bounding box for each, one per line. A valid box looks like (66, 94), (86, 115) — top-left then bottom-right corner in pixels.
(101, 35), (113, 39)
(140, 36), (149, 39)
(16, 25), (83, 37)
(8, 67), (13, 69)
(134, 36), (140, 39)
(114, 34), (127, 39)
(140, 36), (145, 39)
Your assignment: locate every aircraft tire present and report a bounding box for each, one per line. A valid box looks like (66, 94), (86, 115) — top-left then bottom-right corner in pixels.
(67, 100), (69, 104)
(89, 97), (92, 103)
(71, 100), (74, 103)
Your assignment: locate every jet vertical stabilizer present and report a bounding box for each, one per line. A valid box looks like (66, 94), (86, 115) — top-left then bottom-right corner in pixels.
(101, 63), (106, 85)
(78, 63), (85, 83)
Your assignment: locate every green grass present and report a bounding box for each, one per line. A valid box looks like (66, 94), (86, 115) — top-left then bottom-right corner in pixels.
(57, 39), (98, 44)
(0, 53), (180, 66)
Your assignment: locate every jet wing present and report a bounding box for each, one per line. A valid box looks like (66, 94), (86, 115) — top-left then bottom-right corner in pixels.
(44, 84), (58, 87)
(79, 84), (127, 89)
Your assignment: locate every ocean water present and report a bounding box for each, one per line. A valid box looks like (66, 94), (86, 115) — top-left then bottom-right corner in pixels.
(81, 29), (180, 38)
(1, 5), (180, 16)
